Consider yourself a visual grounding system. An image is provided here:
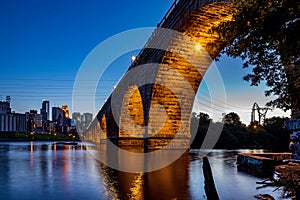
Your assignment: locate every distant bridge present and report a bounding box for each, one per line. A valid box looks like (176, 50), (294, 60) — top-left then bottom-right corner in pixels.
(84, 0), (233, 151)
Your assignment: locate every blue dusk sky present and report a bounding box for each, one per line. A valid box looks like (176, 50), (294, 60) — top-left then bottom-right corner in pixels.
(0, 0), (290, 125)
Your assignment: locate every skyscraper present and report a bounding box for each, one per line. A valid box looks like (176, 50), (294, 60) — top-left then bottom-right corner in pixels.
(61, 105), (69, 119)
(61, 105), (70, 126)
(40, 100), (50, 121)
(72, 112), (81, 125)
(52, 107), (64, 125)
(81, 113), (93, 128)
(0, 96), (11, 114)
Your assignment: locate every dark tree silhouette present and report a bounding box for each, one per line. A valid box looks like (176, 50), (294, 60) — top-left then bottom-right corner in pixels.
(213, 0), (300, 113)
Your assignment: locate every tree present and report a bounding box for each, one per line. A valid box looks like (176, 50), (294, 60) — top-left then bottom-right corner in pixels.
(263, 116), (290, 150)
(198, 112), (211, 123)
(190, 112), (211, 148)
(223, 112), (242, 126)
(213, 0), (300, 113)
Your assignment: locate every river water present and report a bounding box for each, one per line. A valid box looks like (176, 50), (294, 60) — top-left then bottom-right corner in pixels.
(0, 142), (285, 200)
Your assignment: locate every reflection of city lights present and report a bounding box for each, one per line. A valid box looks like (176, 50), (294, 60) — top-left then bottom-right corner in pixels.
(30, 141), (33, 152)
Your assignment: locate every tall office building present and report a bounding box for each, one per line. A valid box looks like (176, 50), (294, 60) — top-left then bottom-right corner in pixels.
(81, 113), (93, 128)
(0, 96), (11, 114)
(61, 105), (69, 119)
(40, 100), (50, 121)
(72, 112), (81, 125)
(52, 107), (64, 125)
(61, 105), (70, 126)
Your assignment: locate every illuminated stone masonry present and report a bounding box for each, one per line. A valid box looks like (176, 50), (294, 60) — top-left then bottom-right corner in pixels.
(85, 0), (235, 151)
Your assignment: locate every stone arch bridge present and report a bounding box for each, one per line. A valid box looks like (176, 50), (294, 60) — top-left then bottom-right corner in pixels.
(84, 0), (234, 151)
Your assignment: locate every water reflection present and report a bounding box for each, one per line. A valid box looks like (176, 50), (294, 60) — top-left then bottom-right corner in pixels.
(98, 153), (190, 200)
(0, 142), (285, 200)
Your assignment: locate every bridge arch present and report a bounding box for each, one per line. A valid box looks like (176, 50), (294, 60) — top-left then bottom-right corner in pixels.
(119, 85), (145, 138)
(145, 1), (234, 149)
(100, 114), (107, 140)
(95, 1), (235, 150)
(106, 106), (119, 142)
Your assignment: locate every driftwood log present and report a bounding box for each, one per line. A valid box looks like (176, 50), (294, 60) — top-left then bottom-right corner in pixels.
(203, 156), (219, 200)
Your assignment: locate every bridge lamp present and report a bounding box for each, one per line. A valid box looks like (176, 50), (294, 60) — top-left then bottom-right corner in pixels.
(131, 55), (136, 62)
(195, 44), (201, 51)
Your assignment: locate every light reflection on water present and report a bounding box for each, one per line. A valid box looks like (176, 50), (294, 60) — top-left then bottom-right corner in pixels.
(0, 142), (284, 200)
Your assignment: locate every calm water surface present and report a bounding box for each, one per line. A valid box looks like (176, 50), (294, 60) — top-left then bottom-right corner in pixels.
(0, 142), (284, 200)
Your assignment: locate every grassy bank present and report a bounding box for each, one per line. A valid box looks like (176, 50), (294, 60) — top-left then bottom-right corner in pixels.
(0, 132), (80, 141)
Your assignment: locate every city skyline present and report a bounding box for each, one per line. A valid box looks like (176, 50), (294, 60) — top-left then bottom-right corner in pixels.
(0, 96), (92, 121)
(0, 0), (290, 125)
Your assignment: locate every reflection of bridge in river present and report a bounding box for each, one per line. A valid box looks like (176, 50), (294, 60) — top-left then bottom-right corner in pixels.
(84, 0), (234, 151)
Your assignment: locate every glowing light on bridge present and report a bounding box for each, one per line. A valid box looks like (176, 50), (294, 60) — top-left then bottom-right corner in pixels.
(131, 55), (136, 61)
(195, 44), (201, 51)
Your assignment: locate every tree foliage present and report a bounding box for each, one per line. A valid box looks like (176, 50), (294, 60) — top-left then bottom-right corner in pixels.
(191, 112), (289, 150)
(213, 0), (300, 112)
(223, 112), (243, 126)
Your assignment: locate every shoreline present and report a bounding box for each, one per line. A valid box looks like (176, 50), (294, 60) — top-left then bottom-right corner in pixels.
(0, 138), (81, 142)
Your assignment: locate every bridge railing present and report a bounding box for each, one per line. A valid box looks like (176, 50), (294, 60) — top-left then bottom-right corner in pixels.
(158, 0), (231, 28)
(131, 0), (203, 67)
(158, 0), (182, 28)
(129, 0), (231, 70)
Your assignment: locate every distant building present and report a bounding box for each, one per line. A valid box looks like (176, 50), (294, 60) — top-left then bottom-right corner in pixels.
(81, 113), (93, 128)
(30, 110), (37, 114)
(0, 113), (26, 132)
(52, 107), (64, 125)
(72, 112), (81, 124)
(0, 97), (11, 114)
(61, 105), (71, 126)
(25, 110), (43, 132)
(40, 100), (50, 121)
(48, 121), (55, 133)
(61, 105), (69, 119)
(0, 97), (26, 132)
(72, 112), (82, 133)
(71, 119), (76, 126)
(35, 114), (43, 129)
